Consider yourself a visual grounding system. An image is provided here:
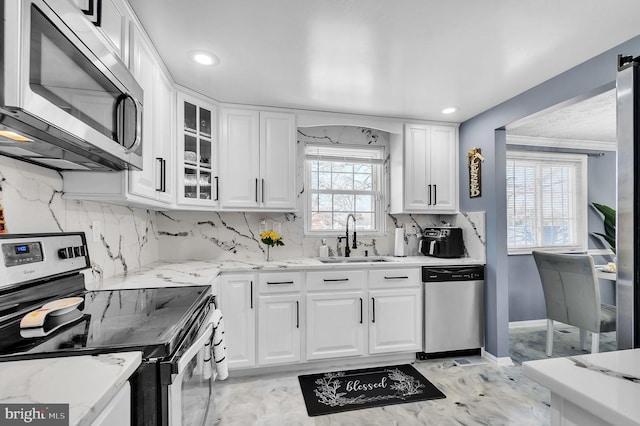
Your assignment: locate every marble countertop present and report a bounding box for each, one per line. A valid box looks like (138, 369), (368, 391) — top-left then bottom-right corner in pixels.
(523, 349), (640, 426)
(0, 352), (141, 426)
(93, 256), (485, 291)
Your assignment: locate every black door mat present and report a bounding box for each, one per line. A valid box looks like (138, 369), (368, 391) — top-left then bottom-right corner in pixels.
(298, 363), (445, 416)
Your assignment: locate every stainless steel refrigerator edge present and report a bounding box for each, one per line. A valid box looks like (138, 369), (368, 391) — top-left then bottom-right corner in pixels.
(616, 55), (640, 349)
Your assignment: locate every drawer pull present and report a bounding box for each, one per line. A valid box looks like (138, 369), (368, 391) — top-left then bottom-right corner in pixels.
(384, 276), (409, 280)
(359, 298), (363, 324)
(323, 278), (349, 282)
(267, 281), (295, 285)
(296, 301), (299, 329)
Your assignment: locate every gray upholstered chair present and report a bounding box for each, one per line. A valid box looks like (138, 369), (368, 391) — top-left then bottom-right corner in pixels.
(532, 251), (616, 356)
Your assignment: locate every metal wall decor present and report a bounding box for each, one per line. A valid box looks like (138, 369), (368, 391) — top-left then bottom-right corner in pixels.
(467, 147), (484, 198)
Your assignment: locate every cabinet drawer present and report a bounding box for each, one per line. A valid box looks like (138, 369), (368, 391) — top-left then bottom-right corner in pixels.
(368, 268), (420, 289)
(258, 272), (302, 293)
(306, 270), (364, 291)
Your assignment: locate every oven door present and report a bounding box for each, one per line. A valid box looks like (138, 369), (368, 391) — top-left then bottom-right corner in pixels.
(167, 308), (215, 426)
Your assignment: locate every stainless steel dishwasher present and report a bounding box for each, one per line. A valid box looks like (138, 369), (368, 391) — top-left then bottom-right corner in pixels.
(422, 265), (485, 354)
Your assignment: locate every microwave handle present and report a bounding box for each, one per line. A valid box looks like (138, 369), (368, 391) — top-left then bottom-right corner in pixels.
(116, 94), (142, 153)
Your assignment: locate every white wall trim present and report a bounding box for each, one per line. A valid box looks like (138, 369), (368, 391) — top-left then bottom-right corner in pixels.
(509, 319), (547, 329)
(507, 134), (616, 152)
(481, 348), (514, 366)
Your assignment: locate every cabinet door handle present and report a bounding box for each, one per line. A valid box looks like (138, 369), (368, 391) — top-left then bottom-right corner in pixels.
(384, 276), (409, 280)
(250, 280), (253, 309)
(214, 176), (219, 201)
(255, 178), (258, 202)
(296, 301), (299, 329)
(162, 159), (167, 192)
(433, 184), (437, 205)
(372, 297), (376, 323)
(156, 158), (163, 192)
(261, 179), (265, 203)
(266, 281), (294, 285)
(359, 298), (363, 324)
(428, 184), (432, 205)
(323, 278), (349, 282)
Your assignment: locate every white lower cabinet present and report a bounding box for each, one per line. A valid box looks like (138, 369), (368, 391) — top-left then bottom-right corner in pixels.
(91, 382), (130, 426)
(368, 288), (422, 354)
(306, 291), (366, 360)
(219, 274), (256, 369)
(220, 267), (421, 371)
(258, 294), (301, 365)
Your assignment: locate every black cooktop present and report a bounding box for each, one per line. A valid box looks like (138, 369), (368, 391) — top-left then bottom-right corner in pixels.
(0, 285), (211, 361)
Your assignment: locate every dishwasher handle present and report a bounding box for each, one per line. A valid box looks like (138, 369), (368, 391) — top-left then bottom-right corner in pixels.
(422, 265), (484, 282)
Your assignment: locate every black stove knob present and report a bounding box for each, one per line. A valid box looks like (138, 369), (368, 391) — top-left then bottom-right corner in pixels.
(58, 247), (74, 259)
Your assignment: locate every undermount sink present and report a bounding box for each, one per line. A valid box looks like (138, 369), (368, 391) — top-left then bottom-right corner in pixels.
(319, 256), (391, 264)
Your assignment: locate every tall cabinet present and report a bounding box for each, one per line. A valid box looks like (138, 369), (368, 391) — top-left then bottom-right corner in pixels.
(219, 109), (296, 210)
(390, 123), (458, 213)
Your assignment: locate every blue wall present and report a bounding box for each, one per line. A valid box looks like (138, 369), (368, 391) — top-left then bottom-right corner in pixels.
(459, 36), (640, 359)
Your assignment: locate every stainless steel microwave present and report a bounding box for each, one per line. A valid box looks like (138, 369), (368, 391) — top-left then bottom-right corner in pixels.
(0, 0), (143, 171)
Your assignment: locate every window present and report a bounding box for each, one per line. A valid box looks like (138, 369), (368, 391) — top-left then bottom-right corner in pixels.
(305, 144), (385, 235)
(506, 151), (587, 254)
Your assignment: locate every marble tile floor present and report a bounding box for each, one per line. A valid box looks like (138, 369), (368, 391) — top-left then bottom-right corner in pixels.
(207, 325), (617, 426)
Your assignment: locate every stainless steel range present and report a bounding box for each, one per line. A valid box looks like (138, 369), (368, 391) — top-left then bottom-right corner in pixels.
(0, 232), (215, 426)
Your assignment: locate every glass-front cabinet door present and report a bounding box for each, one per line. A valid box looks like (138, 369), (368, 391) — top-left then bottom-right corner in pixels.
(177, 92), (218, 207)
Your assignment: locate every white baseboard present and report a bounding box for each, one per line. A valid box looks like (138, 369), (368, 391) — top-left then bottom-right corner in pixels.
(509, 319), (547, 329)
(481, 348), (514, 366)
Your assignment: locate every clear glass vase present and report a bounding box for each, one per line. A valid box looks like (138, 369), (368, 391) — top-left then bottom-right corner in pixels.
(265, 245), (271, 261)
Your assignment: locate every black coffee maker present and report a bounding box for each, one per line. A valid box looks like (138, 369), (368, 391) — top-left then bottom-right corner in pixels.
(420, 227), (464, 258)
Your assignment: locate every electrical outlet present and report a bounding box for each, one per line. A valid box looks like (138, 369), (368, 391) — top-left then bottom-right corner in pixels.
(92, 220), (101, 242)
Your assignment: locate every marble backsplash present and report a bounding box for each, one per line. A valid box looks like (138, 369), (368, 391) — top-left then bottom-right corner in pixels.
(156, 210), (485, 262)
(0, 156), (157, 282)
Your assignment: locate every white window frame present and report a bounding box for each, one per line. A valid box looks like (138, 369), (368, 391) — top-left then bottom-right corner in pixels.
(506, 150), (588, 255)
(304, 144), (386, 237)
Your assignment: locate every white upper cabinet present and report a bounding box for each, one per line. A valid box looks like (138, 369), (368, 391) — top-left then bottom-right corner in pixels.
(127, 24), (158, 200)
(177, 93), (218, 208)
(220, 108), (296, 210)
(219, 109), (260, 209)
(127, 24), (175, 203)
(260, 112), (297, 209)
(72, 0), (130, 65)
(152, 68), (176, 204)
(390, 123), (458, 213)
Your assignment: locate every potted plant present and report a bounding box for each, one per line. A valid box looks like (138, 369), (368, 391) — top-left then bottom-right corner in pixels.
(592, 203), (616, 254)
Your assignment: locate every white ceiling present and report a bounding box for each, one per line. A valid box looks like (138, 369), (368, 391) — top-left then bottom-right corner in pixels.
(127, 0), (640, 123)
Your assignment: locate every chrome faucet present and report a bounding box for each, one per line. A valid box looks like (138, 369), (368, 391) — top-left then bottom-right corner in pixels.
(345, 214), (357, 257)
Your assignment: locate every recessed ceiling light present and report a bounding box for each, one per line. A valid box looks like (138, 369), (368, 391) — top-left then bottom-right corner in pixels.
(442, 107), (456, 114)
(190, 51), (220, 66)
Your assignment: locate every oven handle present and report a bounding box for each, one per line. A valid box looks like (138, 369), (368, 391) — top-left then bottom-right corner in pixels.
(176, 321), (213, 375)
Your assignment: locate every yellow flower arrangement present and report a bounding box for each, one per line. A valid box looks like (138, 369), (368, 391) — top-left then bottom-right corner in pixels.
(260, 230), (285, 247)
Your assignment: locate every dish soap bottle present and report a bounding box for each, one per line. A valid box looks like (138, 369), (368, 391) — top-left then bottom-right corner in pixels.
(319, 239), (329, 257)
